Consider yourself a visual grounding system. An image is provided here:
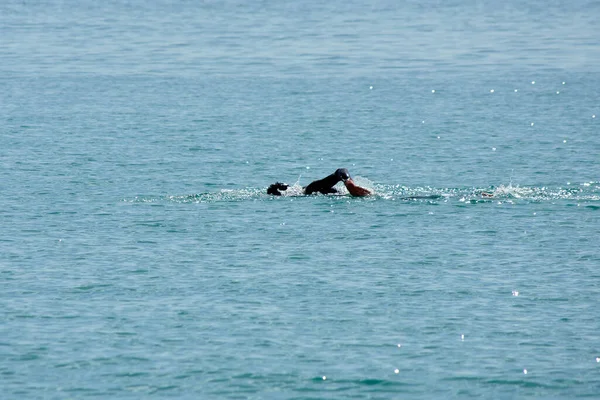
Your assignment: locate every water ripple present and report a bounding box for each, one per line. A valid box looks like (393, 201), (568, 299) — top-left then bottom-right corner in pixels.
(126, 181), (600, 204)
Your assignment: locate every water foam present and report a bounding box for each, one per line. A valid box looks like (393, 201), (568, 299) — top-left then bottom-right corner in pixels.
(126, 181), (599, 204)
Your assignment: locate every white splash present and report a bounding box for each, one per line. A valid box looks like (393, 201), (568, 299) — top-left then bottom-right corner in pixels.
(491, 184), (533, 199)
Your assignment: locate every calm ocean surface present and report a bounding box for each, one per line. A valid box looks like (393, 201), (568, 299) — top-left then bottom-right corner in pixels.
(1, 0), (599, 398)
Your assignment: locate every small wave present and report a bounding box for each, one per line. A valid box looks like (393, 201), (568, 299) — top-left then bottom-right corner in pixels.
(124, 181), (600, 204)
(377, 183), (599, 203)
(127, 188), (266, 204)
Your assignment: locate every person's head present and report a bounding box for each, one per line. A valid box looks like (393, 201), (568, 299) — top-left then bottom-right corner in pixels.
(335, 168), (351, 182)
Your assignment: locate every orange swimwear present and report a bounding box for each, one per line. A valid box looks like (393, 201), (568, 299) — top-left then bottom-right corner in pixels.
(344, 178), (371, 197)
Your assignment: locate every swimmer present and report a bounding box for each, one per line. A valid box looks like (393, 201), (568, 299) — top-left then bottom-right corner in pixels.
(267, 168), (370, 197)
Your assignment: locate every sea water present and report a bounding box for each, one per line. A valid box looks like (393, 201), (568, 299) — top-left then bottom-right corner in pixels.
(1, 0), (599, 398)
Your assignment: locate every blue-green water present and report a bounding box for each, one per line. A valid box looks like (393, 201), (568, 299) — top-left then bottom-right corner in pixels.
(1, 1), (599, 398)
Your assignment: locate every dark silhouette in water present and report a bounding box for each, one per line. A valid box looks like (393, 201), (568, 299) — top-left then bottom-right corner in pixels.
(268, 168), (370, 196)
(304, 168), (351, 195)
(267, 182), (289, 196)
